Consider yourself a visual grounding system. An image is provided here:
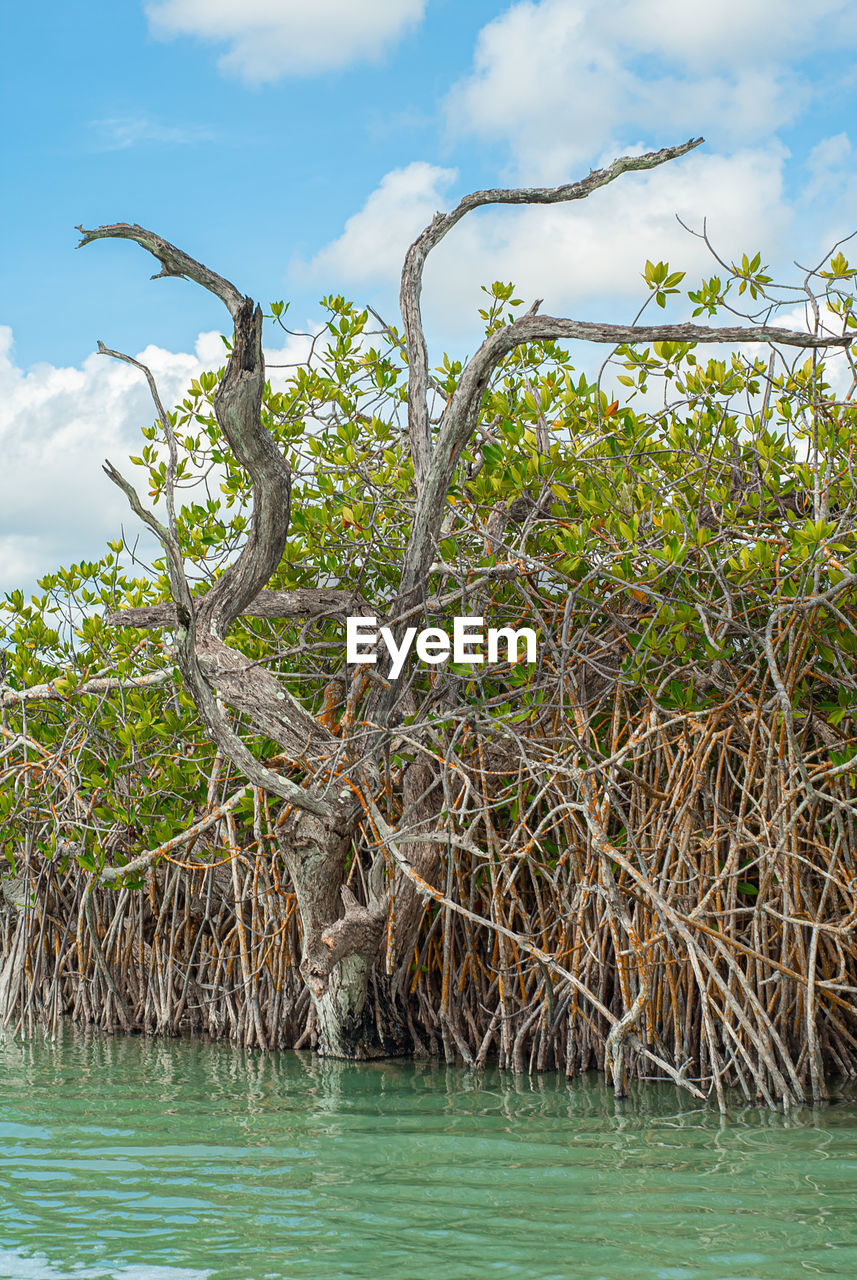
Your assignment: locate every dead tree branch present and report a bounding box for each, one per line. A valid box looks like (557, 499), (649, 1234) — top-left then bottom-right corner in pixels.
(400, 137), (705, 486)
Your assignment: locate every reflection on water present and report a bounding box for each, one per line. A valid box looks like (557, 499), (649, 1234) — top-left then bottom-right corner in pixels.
(1, 1029), (856, 1279)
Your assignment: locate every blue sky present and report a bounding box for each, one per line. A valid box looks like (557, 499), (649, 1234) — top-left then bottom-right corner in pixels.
(1, 0), (856, 592)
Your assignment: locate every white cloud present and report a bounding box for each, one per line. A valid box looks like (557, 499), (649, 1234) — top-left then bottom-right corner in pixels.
(145, 0), (427, 82)
(808, 133), (853, 187)
(300, 162), (458, 285)
(0, 327), (311, 597)
(296, 0), (857, 349)
(0, 327), (213, 595)
(805, 133), (857, 241)
(446, 0), (857, 180)
(298, 148), (795, 339)
(90, 116), (218, 151)
(613, 0), (856, 69)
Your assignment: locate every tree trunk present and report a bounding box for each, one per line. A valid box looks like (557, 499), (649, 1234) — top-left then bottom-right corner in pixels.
(277, 800), (403, 1058)
(278, 773), (431, 1059)
(313, 959), (411, 1059)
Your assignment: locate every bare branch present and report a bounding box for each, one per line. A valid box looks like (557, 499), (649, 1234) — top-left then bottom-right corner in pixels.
(197, 298), (292, 637)
(400, 313), (853, 596)
(105, 588), (365, 630)
(399, 138), (704, 486)
(77, 223), (245, 320)
(84, 227), (291, 639)
(97, 342), (181, 540)
(89, 229), (332, 817)
(0, 669), (173, 709)
(102, 460), (330, 818)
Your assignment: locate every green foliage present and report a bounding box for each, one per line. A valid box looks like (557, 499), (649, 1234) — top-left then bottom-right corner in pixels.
(1, 245), (855, 880)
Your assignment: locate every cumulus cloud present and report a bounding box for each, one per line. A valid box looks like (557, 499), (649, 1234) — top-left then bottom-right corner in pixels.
(298, 148), (795, 341)
(295, 0), (856, 345)
(145, 0), (427, 82)
(613, 0), (856, 68)
(446, 0), (857, 180)
(300, 162), (458, 285)
(0, 328), (312, 597)
(0, 328), (216, 595)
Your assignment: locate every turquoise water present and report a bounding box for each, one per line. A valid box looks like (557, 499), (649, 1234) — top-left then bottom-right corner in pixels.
(1, 1032), (856, 1280)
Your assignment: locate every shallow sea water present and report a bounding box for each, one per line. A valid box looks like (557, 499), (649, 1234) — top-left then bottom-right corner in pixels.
(1, 1030), (856, 1279)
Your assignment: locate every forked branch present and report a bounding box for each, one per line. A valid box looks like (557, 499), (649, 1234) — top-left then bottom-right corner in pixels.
(399, 137), (704, 485)
(403, 312), (854, 592)
(87, 225), (330, 819)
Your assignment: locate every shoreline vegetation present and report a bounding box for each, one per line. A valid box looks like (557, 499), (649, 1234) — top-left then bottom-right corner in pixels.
(2, 139), (857, 1111)
(3, 660), (857, 1110)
